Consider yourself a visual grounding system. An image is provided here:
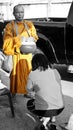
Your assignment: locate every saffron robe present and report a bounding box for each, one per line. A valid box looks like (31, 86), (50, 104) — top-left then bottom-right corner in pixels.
(3, 20), (38, 94)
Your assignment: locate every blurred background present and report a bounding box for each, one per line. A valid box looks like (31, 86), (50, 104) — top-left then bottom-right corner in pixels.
(0, 0), (72, 21)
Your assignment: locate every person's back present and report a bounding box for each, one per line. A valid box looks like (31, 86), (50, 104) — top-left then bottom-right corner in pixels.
(26, 53), (64, 130)
(29, 68), (63, 110)
(26, 53), (64, 110)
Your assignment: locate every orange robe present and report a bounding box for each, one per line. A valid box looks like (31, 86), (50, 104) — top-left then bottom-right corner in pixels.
(3, 20), (38, 94)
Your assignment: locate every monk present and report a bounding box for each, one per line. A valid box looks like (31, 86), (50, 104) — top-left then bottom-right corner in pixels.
(3, 4), (38, 94)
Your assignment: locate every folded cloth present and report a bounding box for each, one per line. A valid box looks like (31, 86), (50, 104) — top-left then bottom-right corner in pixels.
(0, 68), (10, 89)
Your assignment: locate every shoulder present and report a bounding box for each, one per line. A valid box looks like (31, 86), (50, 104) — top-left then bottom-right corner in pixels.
(53, 69), (61, 80)
(5, 21), (14, 29)
(29, 71), (34, 77)
(28, 70), (37, 79)
(24, 20), (34, 28)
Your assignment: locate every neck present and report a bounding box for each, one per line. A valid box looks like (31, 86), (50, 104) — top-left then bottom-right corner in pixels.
(15, 20), (24, 24)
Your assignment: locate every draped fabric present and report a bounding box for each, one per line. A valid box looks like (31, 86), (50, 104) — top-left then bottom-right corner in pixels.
(3, 20), (38, 94)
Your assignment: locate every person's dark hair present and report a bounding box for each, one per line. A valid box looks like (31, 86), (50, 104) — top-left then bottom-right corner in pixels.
(32, 53), (51, 71)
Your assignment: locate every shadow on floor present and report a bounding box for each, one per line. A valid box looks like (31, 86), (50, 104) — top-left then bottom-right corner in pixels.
(0, 94), (72, 130)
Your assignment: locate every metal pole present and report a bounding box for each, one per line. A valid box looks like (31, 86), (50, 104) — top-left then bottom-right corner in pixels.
(47, 0), (51, 21)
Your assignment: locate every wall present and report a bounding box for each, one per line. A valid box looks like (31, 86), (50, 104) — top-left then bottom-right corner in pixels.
(0, 0), (72, 20)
